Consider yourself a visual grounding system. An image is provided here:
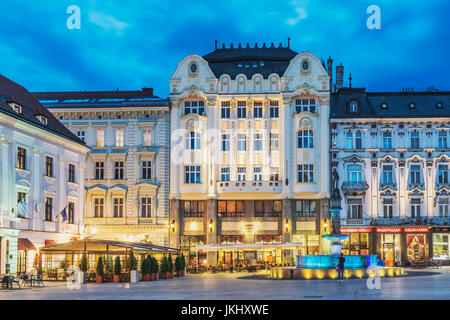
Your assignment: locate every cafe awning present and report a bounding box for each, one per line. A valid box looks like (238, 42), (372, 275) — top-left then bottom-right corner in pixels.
(194, 242), (304, 252)
(18, 238), (37, 251)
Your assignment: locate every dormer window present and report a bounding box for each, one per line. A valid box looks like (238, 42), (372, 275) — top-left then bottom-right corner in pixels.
(409, 102), (416, 109)
(349, 101), (358, 113)
(10, 103), (22, 114)
(436, 102), (443, 109)
(381, 102), (388, 109)
(36, 115), (48, 125)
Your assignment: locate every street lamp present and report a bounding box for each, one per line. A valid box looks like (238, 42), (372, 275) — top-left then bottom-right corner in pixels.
(284, 219), (289, 233)
(170, 220), (175, 232)
(209, 219), (213, 232)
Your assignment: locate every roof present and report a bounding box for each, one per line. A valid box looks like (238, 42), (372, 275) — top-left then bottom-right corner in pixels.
(0, 74), (86, 145)
(203, 43), (298, 79)
(331, 87), (450, 119)
(32, 88), (169, 108)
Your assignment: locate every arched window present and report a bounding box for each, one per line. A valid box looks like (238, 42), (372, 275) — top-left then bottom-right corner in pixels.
(349, 101), (358, 113)
(185, 131), (201, 150)
(346, 165), (362, 183)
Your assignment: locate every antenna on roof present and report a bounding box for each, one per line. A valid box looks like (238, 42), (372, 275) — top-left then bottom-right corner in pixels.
(215, 40), (217, 49)
(288, 37), (291, 48)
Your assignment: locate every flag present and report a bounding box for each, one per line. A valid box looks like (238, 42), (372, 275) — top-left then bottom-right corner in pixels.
(57, 205), (68, 221)
(17, 198), (27, 218)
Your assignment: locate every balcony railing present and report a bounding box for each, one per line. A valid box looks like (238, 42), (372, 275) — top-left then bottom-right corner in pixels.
(372, 217), (450, 226)
(217, 180), (282, 194)
(342, 181), (369, 191)
(341, 218), (372, 226)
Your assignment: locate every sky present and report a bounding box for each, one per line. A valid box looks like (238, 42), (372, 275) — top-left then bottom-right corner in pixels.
(0, 0), (449, 98)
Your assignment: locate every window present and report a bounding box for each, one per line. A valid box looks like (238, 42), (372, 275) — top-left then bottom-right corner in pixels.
(346, 165), (362, 183)
(186, 131), (201, 150)
(115, 128), (124, 147)
(383, 198), (393, 218)
(297, 164), (314, 183)
(237, 134), (247, 151)
(382, 132), (392, 149)
(142, 161), (152, 179)
(237, 101), (246, 118)
(113, 197), (124, 218)
(68, 202), (75, 224)
(68, 164), (75, 183)
(185, 166), (201, 184)
(347, 198), (362, 219)
(77, 130), (85, 142)
(13, 104), (22, 114)
(297, 130), (313, 148)
(270, 133), (279, 150)
(270, 101), (279, 118)
(345, 132), (362, 149)
(45, 197), (53, 221)
(269, 169), (279, 181)
(95, 161), (104, 180)
(36, 115), (47, 125)
(17, 147), (26, 170)
(184, 200), (205, 218)
(143, 129), (152, 146)
(45, 156), (53, 177)
(439, 198), (449, 218)
(411, 198), (421, 218)
(295, 99), (316, 113)
(114, 161), (124, 180)
(253, 102), (263, 118)
(437, 165), (449, 184)
(221, 167), (230, 181)
(254, 133), (263, 151)
(411, 132), (420, 149)
(349, 101), (358, 113)
(381, 165), (394, 184)
(141, 197), (151, 217)
(94, 198), (104, 218)
(409, 165), (421, 184)
(221, 134), (230, 151)
(218, 200), (245, 218)
(96, 129), (104, 147)
(237, 167), (246, 181)
(295, 200), (317, 217)
(438, 131), (447, 149)
(17, 192), (27, 218)
(253, 167), (262, 181)
(221, 101), (230, 118)
(255, 200), (282, 217)
(184, 101), (205, 115)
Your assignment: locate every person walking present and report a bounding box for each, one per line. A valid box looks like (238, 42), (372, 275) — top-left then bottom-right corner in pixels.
(337, 253), (345, 283)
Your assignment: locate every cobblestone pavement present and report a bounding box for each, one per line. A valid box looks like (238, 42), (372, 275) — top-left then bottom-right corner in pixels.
(1, 267), (449, 300)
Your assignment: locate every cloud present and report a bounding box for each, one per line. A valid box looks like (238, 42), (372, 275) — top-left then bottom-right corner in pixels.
(286, 0), (308, 26)
(88, 11), (129, 35)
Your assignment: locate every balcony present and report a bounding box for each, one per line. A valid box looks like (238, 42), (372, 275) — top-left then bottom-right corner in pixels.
(341, 181), (369, 192)
(340, 218), (372, 226)
(217, 180), (282, 194)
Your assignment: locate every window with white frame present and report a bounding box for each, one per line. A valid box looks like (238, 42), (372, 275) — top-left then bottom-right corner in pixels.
(411, 198), (421, 218)
(270, 133), (279, 150)
(270, 101), (279, 118)
(184, 101), (205, 115)
(221, 167), (230, 181)
(410, 131), (420, 149)
(237, 167), (246, 181)
(113, 197), (124, 218)
(346, 165), (362, 183)
(221, 101), (230, 118)
(114, 161), (124, 180)
(383, 198), (393, 218)
(269, 169), (279, 181)
(143, 129), (152, 146)
(142, 161), (152, 179)
(95, 161), (104, 179)
(77, 130), (85, 142)
(438, 131), (448, 149)
(297, 130), (313, 148)
(185, 131), (201, 150)
(254, 133), (263, 151)
(253, 102), (263, 118)
(141, 197), (152, 217)
(295, 99), (316, 113)
(68, 202), (75, 224)
(349, 101), (358, 113)
(45, 156), (53, 177)
(439, 198), (449, 218)
(345, 132), (362, 149)
(185, 166), (200, 184)
(409, 165), (421, 184)
(253, 167), (262, 181)
(96, 129), (104, 147)
(94, 197), (104, 218)
(297, 164), (314, 183)
(45, 197), (53, 221)
(221, 134), (230, 151)
(237, 101), (247, 118)
(382, 132), (392, 149)
(115, 128), (124, 147)
(347, 198), (362, 219)
(381, 165), (394, 184)
(237, 134), (247, 151)
(437, 164), (449, 184)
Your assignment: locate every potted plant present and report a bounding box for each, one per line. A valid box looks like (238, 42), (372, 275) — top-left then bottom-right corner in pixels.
(160, 255), (170, 279)
(142, 256), (151, 281)
(129, 250), (139, 283)
(78, 254), (87, 284)
(151, 256), (159, 281)
(168, 253), (174, 278)
(180, 253), (186, 276)
(114, 256), (121, 283)
(96, 256), (104, 283)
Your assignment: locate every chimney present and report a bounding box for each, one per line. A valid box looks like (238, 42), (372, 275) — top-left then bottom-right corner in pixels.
(336, 63), (344, 90)
(327, 56), (333, 91)
(142, 87), (154, 96)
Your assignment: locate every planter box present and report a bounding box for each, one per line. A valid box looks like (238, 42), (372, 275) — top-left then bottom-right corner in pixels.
(114, 275), (120, 283)
(130, 270), (139, 283)
(160, 272), (169, 279)
(152, 273), (157, 281)
(96, 275), (103, 283)
(143, 274), (151, 281)
(78, 271), (87, 284)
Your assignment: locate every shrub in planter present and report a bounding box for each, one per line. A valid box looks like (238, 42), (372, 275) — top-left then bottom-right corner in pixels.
(168, 253), (174, 278)
(142, 256), (151, 281)
(114, 256), (121, 283)
(129, 250), (139, 283)
(160, 255), (170, 279)
(175, 255), (183, 277)
(151, 257), (159, 280)
(77, 254), (88, 284)
(96, 257), (104, 283)
(180, 253), (186, 276)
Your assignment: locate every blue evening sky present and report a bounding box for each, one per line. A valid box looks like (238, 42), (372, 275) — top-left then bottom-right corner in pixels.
(0, 0), (449, 97)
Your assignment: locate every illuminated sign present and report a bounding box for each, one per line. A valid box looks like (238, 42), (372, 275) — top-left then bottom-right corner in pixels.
(404, 227), (429, 233)
(340, 227), (372, 233)
(376, 227), (401, 233)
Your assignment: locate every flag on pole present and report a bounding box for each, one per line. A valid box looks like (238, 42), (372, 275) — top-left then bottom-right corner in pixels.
(56, 205), (68, 221)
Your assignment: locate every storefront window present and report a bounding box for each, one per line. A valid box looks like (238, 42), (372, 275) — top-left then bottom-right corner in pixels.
(433, 234), (449, 260)
(341, 233), (370, 255)
(380, 233), (401, 266)
(218, 200), (244, 217)
(180, 235), (206, 265)
(407, 234), (428, 261)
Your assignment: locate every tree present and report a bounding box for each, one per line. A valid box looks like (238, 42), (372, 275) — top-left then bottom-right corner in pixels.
(151, 257), (159, 274)
(114, 256), (121, 275)
(129, 250), (137, 271)
(141, 256), (151, 275)
(80, 254), (88, 272)
(168, 253), (173, 272)
(96, 257), (104, 276)
(180, 253), (186, 270)
(104, 255), (114, 273)
(175, 256), (181, 272)
(160, 255), (169, 273)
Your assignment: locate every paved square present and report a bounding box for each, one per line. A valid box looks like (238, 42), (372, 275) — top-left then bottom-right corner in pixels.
(1, 267), (449, 300)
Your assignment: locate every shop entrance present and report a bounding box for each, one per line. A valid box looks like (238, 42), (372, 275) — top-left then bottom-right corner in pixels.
(379, 233), (400, 267)
(407, 234), (428, 261)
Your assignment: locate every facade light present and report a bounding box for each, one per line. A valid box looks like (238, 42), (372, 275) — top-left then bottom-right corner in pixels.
(170, 220), (175, 232)
(209, 219), (213, 232)
(285, 219), (289, 232)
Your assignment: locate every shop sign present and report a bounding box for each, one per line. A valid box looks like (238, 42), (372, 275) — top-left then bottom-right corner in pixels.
(376, 227), (401, 233)
(340, 227), (372, 233)
(432, 227), (449, 232)
(404, 227), (429, 233)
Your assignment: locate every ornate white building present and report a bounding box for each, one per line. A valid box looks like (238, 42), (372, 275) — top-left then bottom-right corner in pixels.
(0, 74), (89, 274)
(35, 89), (170, 246)
(169, 42), (331, 266)
(331, 87), (450, 265)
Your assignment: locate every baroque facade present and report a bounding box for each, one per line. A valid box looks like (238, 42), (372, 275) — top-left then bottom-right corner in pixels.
(35, 89), (170, 246)
(0, 74), (89, 274)
(169, 42), (331, 266)
(330, 87), (450, 265)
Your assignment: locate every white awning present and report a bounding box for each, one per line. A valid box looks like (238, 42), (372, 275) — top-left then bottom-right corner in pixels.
(194, 242), (303, 252)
